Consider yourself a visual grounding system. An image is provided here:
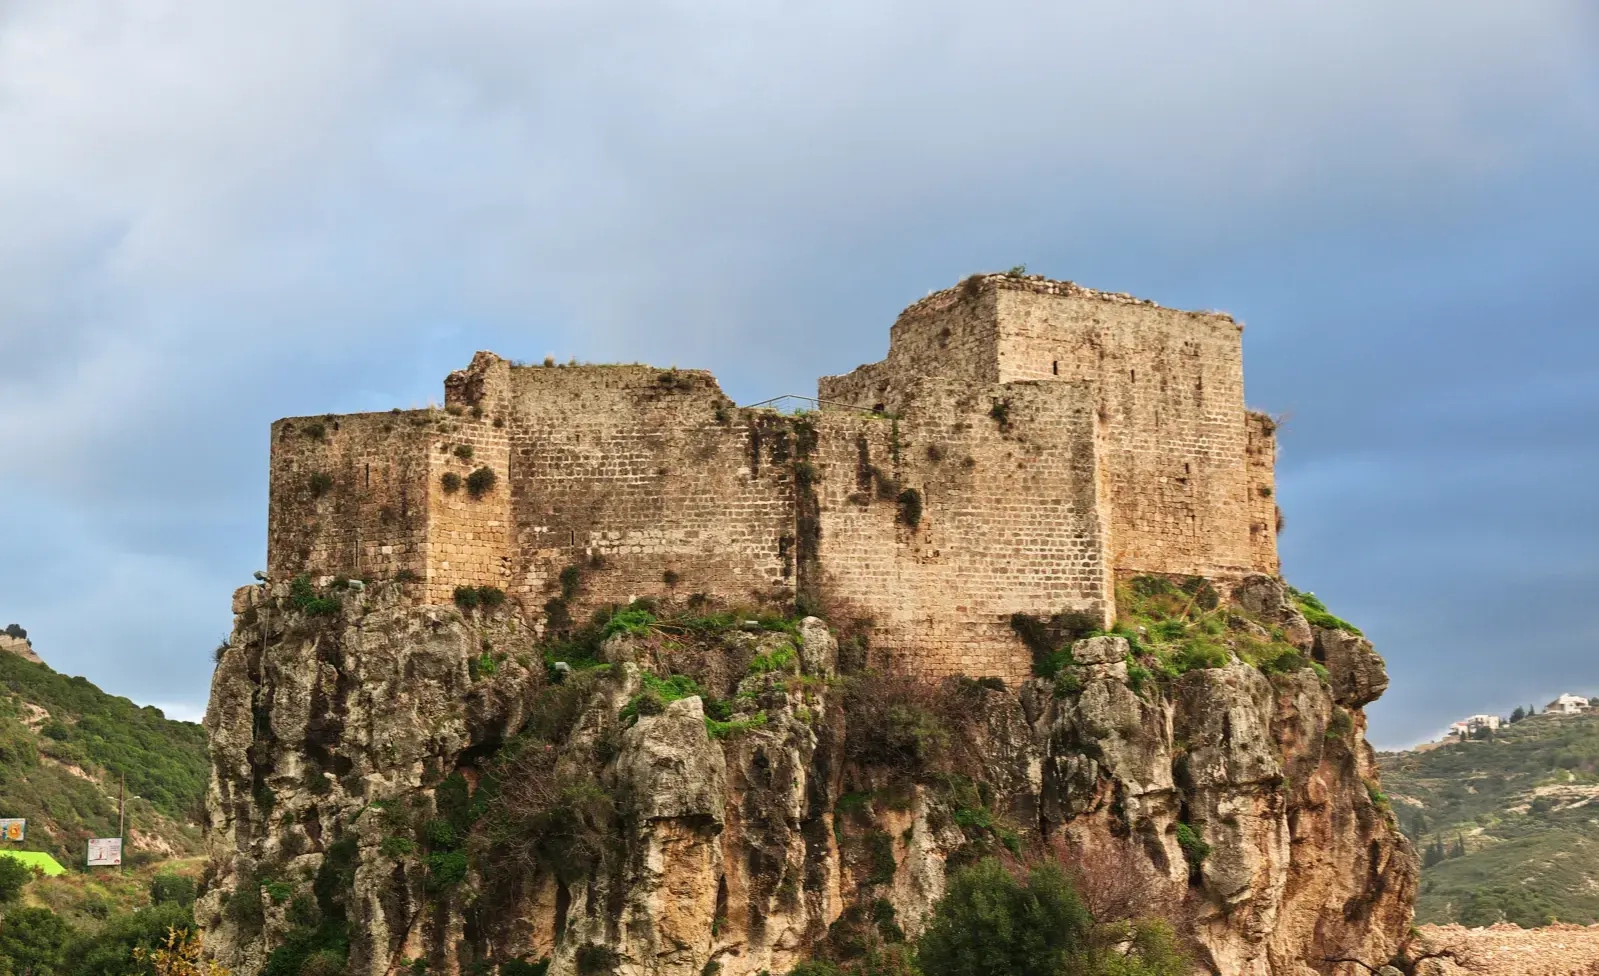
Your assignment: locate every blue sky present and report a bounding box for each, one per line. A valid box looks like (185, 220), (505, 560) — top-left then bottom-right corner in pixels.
(0, 1), (1594, 747)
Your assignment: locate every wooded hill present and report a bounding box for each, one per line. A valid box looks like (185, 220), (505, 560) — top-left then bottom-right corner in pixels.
(0, 646), (206, 868)
(1379, 707), (1599, 926)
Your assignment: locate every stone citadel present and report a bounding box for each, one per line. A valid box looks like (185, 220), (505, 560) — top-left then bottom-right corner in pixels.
(266, 272), (1280, 683)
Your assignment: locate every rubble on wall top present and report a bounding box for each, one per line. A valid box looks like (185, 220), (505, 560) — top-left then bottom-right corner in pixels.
(900, 272), (1235, 322)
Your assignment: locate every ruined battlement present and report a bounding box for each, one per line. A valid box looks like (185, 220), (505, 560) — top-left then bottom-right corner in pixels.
(266, 274), (1278, 684)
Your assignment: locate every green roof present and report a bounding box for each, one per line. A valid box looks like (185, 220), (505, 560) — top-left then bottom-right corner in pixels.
(0, 849), (67, 876)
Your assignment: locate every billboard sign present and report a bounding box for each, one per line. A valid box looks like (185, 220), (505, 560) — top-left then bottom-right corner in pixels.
(0, 819), (23, 842)
(86, 837), (122, 867)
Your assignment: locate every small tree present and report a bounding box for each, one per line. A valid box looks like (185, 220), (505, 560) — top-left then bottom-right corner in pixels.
(150, 873), (198, 908)
(916, 860), (1091, 976)
(0, 855), (33, 902)
(0, 906), (71, 976)
(1510, 706), (1526, 724)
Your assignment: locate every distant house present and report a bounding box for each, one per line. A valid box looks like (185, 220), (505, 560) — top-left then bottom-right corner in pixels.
(1547, 694), (1591, 716)
(1450, 714), (1501, 739)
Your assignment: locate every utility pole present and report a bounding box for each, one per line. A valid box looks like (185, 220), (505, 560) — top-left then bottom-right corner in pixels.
(118, 771), (126, 873)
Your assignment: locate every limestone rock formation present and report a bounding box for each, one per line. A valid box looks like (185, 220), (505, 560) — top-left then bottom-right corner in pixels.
(198, 574), (1415, 976)
(0, 631), (43, 664)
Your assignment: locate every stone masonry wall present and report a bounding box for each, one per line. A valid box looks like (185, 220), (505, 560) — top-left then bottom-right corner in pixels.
(266, 412), (433, 583)
(1246, 412), (1281, 576)
(993, 283), (1263, 578)
(819, 284), (999, 413)
(265, 274), (1279, 682)
(419, 409), (515, 605)
(814, 378), (1110, 685)
(495, 364), (795, 628)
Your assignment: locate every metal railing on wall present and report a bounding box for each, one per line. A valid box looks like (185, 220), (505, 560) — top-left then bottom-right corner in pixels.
(739, 394), (882, 416)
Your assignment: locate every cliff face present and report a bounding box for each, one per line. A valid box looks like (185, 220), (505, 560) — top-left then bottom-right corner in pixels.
(198, 576), (1415, 976)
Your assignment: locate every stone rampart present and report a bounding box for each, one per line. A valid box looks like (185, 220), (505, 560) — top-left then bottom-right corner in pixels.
(265, 274), (1278, 683)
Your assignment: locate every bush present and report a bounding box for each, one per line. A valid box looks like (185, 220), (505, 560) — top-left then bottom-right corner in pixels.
(478, 737), (619, 884)
(620, 672), (703, 725)
(308, 471), (335, 496)
(454, 444), (475, 460)
(441, 472), (463, 493)
(748, 644), (797, 675)
(290, 575), (341, 617)
(559, 565), (582, 600)
(455, 586), (507, 611)
(425, 850), (470, 890)
(988, 399), (1011, 429)
(577, 945), (621, 975)
(603, 606), (656, 640)
(0, 854), (32, 902)
(896, 488), (923, 529)
(842, 672), (959, 772)
(1174, 823), (1210, 879)
(149, 872), (197, 907)
(466, 466), (498, 498)
(917, 860), (1091, 976)
(916, 858), (1186, 976)
(1291, 588), (1363, 635)
(380, 835), (416, 858)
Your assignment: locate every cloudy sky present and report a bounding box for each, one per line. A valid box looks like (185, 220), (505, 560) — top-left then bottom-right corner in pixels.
(0, 1), (1594, 746)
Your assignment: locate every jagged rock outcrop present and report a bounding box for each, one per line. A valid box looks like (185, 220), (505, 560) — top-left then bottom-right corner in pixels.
(199, 576), (1415, 976)
(0, 631), (43, 664)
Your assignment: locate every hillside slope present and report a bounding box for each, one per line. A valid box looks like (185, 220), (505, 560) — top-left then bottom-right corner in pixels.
(1379, 710), (1599, 926)
(0, 643), (207, 867)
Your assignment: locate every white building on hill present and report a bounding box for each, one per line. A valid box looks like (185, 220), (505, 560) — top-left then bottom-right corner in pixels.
(1547, 694), (1592, 715)
(1449, 714), (1501, 739)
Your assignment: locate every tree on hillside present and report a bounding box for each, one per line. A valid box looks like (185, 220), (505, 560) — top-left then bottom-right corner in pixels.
(1423, 837), (1446, 868)
(0, 906), (70, 976)
(1, 624), (24, 640)
(0, 856), (33, 902)
(1510, 706), (1526, 724)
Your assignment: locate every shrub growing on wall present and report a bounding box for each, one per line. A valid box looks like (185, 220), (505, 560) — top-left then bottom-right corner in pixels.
(466, 466), (497, 498)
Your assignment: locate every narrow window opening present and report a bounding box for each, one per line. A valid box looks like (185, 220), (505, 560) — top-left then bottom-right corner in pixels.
(1051, 360), (1058, 375)
(364, 463), (370, 487)
(1130, 369), (1136, 382)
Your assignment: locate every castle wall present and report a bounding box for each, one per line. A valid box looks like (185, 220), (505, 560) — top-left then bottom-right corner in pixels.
(992, 284), (1264, 578)
(1245, 412), (1281, 576)
(815, 379), (1110, 685)
(494, 365), (795, 626)
(419, 412), (515, 605)
(264, 274), (1279, 683)
(819, 285), (999, 413)
(266, 412), (433, 583)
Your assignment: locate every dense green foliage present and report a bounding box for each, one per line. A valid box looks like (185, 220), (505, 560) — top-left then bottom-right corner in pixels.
(787, 858), (1186, 976)
(0, 858), (202, 976)
(917, 860), (1093, 976)
(1381, 709), (1599, 924)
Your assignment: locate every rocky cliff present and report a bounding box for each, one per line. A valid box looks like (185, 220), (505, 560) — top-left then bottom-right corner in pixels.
(198, 574), (1415, 976)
